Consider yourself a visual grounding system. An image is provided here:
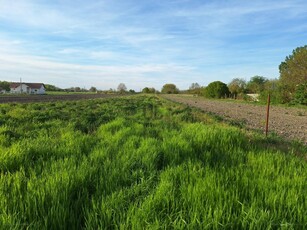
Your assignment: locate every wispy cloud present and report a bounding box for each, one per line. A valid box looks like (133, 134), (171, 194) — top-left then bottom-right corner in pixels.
(0, 0), (307, 90)
(0, 49), (194, 90)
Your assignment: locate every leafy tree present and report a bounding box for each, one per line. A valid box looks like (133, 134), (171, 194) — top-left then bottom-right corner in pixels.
(65, 87), (82, 92)
(246, 76), (268, 93)
(142, 87), (156, 94)
(205, 81), (230, 99)
(161, 84), (179, 94)
(0, 81), (10, 91)
(293, 83), (307, 105)
(117, 83), (127, 93)
(279, 45), (307, 102)
(142, 87), (150, 93)
(44, 84), (63, 91)
(228, 78), (246, 98)
(149, 88), (156, 93)
(258, 79), (281, 104)
(89, 86), (97, 92)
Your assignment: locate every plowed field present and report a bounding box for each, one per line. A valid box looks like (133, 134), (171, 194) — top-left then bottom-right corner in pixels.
(0, 94), (118, 103)
(162, 95), (307, 145)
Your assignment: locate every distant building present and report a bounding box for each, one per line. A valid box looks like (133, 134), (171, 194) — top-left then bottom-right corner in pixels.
(247, 94), (259, 101)
(10, 83), (46, 94)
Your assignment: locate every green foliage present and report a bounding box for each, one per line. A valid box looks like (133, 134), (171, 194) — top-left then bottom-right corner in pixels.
(246, 76), (268, 93)
(258, 79), (281, 104)
(205, 81), (230, 98)
(142, 87), (156, 94)
(279, 45), (307, 102)
(189, 82), (200, 90)
(161, 84), (179, 94)
(0, 81), (10, 91)
(228, 78), (246, 98)
(187, 83), (202, 95)
(293, 83), (307, 105)
(0, 96), (306, 229)
(89, 86), (97, 92)
(44, 84), (63, 92)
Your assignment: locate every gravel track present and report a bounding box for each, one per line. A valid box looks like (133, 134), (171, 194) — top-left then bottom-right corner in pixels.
(162, 95), (307, 145)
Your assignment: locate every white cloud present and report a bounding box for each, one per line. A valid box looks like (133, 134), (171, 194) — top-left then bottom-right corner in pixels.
(0, 50), (194, 90)
(0, 0), (306, 90)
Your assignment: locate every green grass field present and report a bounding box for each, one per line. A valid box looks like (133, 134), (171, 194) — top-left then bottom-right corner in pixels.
(0, 95), (306, 229)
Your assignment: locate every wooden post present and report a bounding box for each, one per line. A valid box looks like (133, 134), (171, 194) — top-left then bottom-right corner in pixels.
(265, 93), (271, 137)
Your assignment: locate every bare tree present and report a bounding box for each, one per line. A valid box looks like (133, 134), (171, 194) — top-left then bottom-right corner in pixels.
(117, 83), (127, 93)
(189, 83), (200, 90)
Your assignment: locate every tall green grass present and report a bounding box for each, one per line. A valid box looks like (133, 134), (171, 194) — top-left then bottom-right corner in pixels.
(0, 96), (306, 229)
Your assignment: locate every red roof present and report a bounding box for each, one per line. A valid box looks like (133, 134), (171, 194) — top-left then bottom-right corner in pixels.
(10, 83), (45, 89)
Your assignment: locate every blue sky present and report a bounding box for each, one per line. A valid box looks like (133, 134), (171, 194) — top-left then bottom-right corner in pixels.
(0, 0), (307, 91)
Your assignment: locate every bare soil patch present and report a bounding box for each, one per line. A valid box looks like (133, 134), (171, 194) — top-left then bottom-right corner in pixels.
(0, 94), (120, 104)
(162, 95), (307, 145)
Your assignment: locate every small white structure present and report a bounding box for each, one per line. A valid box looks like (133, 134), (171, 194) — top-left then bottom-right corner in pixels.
(247, 94), (259, 101)
(10, 82), (46, 94)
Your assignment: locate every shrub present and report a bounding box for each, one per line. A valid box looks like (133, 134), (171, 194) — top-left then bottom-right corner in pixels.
(293, 83), (307, 105)
(161, 84), (179, 94)
(205, 81), (230, 99)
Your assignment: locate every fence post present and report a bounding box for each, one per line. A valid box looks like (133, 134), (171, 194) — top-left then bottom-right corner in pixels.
(265, 93), (271, 137)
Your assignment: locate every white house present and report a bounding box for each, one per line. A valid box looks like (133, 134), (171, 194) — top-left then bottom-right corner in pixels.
(10, 83), (46, 94)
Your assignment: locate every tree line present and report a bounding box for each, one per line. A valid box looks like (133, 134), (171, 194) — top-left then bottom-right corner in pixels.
(156, 45), (306, 105)
(2, 46), (305, 104)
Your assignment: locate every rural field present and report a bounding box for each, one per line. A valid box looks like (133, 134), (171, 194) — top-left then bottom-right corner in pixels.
(0, 95), (306, 229)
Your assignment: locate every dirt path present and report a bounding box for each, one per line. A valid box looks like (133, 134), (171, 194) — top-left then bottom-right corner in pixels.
(162, 95), (307, 145)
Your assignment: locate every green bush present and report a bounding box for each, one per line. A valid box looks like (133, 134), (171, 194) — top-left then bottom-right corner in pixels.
(205, 81), (230, 98)
(293, 83), (307, 105)
(161, 84), (179, 94)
